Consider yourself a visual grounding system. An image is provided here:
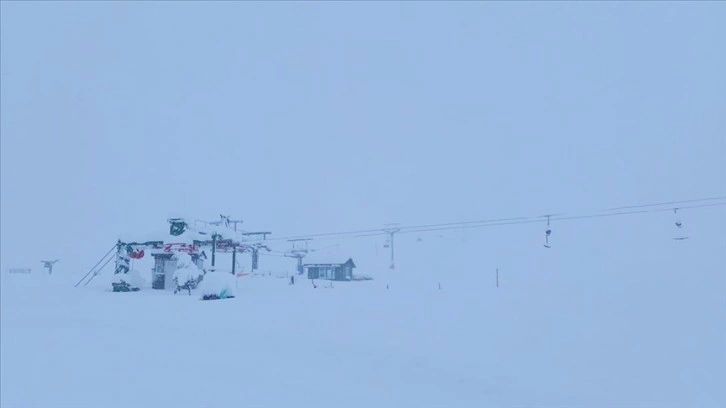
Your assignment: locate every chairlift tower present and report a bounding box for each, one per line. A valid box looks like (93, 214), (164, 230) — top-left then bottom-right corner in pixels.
(286, 238), (312, 275)
(228, 218), (244, 232)
(383, 223), (401, 269)
(242, 231), (272, 240)
(41, 259), (59, 275)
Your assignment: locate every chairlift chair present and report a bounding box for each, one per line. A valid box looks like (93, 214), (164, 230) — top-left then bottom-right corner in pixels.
(543, 215), (553, 248)
(673, 208), (689, 240)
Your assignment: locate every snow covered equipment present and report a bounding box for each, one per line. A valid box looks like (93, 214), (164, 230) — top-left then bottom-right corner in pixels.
(112, 280), (141, 292)
(128, 248), (145, 259)
(198, 272), (236, 300)
(168, 218), (187, 236)
(173, 255), (204, 295)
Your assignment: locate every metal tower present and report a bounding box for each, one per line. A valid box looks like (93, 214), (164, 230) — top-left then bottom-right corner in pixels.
(285, 238), (312, 275)
(41, 259), (59, 275)
(383, 223), (401, 269)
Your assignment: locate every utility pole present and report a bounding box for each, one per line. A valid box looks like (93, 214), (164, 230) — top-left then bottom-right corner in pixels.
(496, 268), (499, 288)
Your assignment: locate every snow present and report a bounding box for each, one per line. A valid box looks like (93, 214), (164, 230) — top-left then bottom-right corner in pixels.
(173, 254), (203, 285)
(1, 216), (724, 408)
(197, 271), (236, 298)
(111, 268), (146, 289)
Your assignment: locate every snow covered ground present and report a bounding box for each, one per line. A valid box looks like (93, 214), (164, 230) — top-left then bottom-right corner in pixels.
(2, 254), (724, 408)
(2, 213), (725, 408)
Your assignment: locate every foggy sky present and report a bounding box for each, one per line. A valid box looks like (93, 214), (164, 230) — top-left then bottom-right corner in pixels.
(1, 2), (724, 275)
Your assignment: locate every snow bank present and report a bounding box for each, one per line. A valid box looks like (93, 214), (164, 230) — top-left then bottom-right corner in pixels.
(198, 272), (236, 299)
(173, 254), (203, 284)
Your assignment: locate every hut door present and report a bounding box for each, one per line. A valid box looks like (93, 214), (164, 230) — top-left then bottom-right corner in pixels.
(152, 257), (166, 289)
(164, 258), (178, 290)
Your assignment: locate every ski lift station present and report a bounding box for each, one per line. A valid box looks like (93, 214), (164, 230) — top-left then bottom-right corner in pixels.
(76, 216), (271, 293)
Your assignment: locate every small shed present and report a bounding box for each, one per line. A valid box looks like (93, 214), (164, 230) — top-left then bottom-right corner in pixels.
(304, 258), (356, 281)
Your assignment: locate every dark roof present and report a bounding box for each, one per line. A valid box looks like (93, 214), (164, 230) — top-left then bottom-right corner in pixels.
(304, 258), (356, 268)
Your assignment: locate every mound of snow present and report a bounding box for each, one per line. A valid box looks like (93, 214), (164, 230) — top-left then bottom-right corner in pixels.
(198, 271), (236, 299)
(173, 254), (203, 283)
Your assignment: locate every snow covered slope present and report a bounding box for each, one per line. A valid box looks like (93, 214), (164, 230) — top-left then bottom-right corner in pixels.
(2, 244), (724, 408)
(2, 210), (725, 407)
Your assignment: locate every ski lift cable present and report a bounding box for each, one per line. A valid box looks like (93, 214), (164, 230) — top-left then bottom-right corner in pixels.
(258, 253), (290, 258)
(266, 226), (388, 242)
(74, 244), (117, 288)
(82, 253), (116, 287)
(265, 216), (538, 242)
(268, 217), (532, 242)
(600, 196), (726, 212)
(312, 244), (340, 252)
(266, 199), (726, 242)
(395, 202), (726, 235)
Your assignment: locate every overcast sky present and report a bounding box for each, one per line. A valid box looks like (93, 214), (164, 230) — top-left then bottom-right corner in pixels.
(1, 2), (724, 275)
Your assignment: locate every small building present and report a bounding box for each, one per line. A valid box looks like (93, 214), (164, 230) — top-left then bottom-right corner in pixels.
(304, 258), (356, 281)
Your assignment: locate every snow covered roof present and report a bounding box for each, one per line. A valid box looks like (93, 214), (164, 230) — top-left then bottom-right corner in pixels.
(118, 218), (256, 246)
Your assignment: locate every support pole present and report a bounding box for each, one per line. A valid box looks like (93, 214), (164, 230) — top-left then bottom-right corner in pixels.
(252, 248), (259, 271)
(113, 240), (123, 274)
(390, 233), (395, 267)
(232, 246), (237, 275)
(212, 234), (217, 267)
